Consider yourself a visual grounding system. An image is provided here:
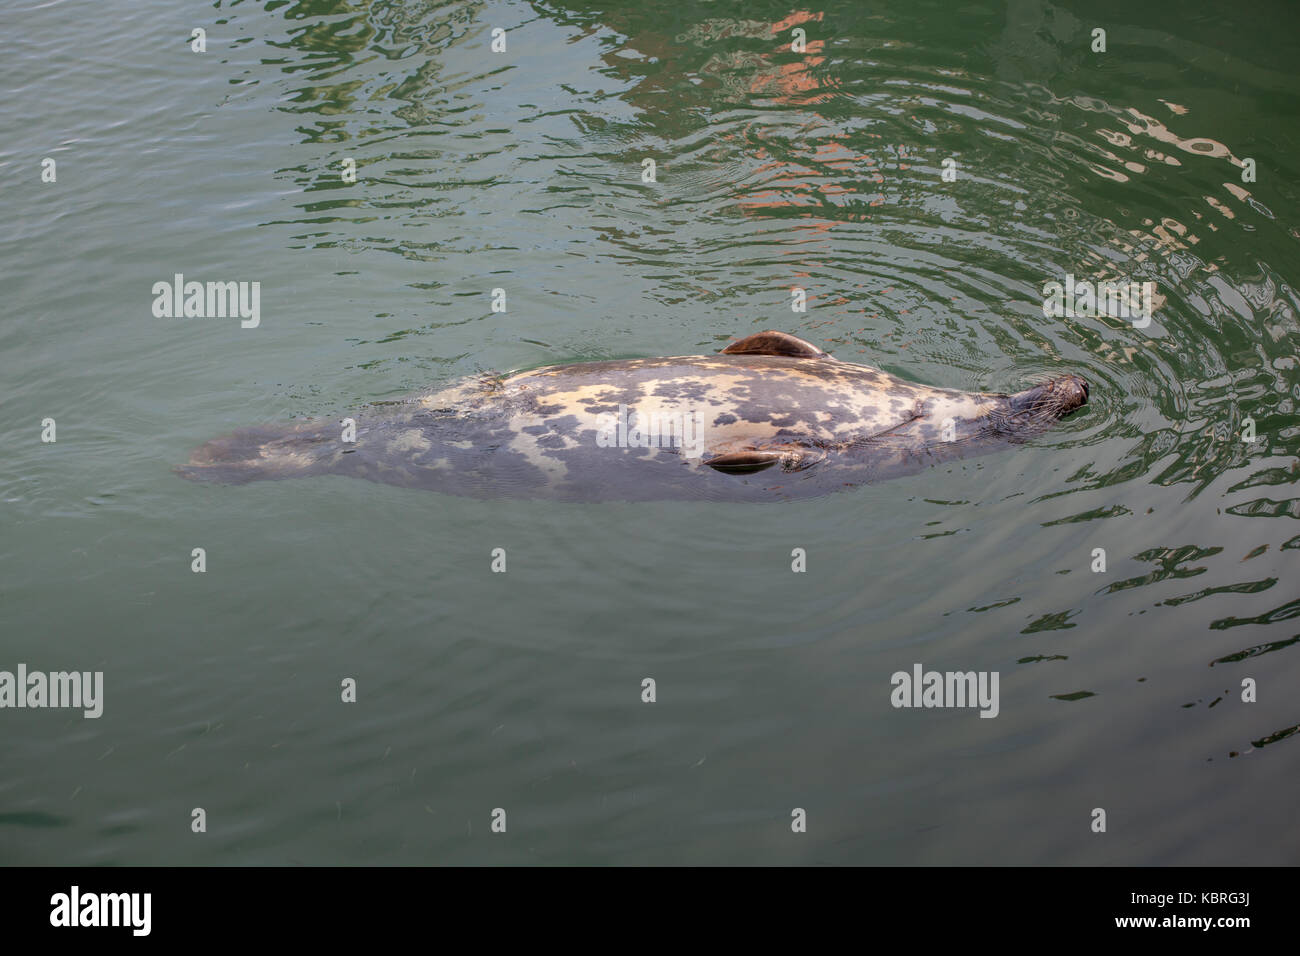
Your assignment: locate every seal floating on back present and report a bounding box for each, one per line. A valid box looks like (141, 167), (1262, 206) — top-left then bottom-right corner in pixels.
(177, 331), (1088, 502)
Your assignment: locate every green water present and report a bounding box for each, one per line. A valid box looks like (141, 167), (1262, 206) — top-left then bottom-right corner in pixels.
(2, 0), (1298, 864)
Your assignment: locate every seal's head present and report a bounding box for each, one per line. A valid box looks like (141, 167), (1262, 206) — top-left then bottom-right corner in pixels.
(998, 374), (1090, 432)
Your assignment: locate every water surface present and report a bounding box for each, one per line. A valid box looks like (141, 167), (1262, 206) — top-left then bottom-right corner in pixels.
(2, 0), (1298, 864)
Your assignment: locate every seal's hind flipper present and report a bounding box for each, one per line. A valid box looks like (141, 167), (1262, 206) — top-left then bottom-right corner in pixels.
(720, 331), (832, 360)
(176, 422), (344, 485)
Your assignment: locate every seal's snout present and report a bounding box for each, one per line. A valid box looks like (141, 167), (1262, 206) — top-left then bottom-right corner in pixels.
(1055, 374), (1089, 415)
(1006, 374), (1090, 427)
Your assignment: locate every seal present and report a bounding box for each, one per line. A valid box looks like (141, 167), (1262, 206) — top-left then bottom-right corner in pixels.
(177, 331), (1089, 501)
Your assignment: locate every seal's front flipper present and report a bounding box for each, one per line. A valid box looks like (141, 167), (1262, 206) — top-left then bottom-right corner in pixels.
(720, 331), (833, 360)
(705, 440), (828, 474)
(704, 450), (785, 473)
